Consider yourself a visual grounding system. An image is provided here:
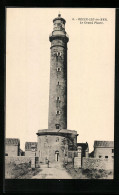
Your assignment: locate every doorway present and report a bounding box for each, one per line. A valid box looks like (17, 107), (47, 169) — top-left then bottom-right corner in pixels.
(55, 151), (59, 162)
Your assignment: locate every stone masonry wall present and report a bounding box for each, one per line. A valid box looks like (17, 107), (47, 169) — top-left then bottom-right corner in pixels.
(6, 145), (19, 156)
(37, 135), (69, 163)
(5, 156), (31, 165)
(48, 44), (67, 129)
(94, 147), (114, 159)
(82, 157), (114, 170)
(48, 15), (68, 130)
(25, 150), (39, 157)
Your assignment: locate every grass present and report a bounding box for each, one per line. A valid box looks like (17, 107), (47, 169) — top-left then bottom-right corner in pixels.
(82, 168), (113, 179)
(5, 162), (40, 179)
(64, 162), (87, 179)
(5, 161), (114, 179)
(64, 162), (113, 179)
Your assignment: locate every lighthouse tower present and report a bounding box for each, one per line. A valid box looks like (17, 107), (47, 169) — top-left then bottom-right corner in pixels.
(48, 14), (69, 130)
(37, 14), (78, 166)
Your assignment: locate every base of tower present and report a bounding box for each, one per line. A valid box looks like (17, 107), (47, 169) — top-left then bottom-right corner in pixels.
(36, 129), (78, 166)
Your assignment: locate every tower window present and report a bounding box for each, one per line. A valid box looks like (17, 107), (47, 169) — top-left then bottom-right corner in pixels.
(112, 149), (114, 153)
(55, 124), (60, 129)
(56, 110), (60, 115)
(55, 52), (62, 57)
(105, 156), (108, 158)
(99, 155), (102, 158)
(57, 82), (60, 85)
(57, 68), (61, 72)
(56, 97), (60, 101)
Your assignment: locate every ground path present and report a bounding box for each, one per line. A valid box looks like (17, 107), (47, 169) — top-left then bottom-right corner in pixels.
(32, 167), (72, 179)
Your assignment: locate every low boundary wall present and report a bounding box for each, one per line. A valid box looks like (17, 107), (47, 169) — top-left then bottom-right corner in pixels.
(5, 156), (31, 165)
(82, 157), (114, 170)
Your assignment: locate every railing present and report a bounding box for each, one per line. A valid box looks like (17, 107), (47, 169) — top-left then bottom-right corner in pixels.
(49, 32), (69, 39)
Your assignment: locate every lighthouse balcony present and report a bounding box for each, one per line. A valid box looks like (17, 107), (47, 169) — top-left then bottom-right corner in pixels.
(36, 129), (78, 137)
(49, 32), (69, 42)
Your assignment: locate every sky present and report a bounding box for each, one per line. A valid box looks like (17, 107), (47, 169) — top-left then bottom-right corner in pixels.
(6, 8), (115, 152)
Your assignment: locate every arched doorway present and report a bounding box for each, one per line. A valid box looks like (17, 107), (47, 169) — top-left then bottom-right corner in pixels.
(55, 150), (59, 162)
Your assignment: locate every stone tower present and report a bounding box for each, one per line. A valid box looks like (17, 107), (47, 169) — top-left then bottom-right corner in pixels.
(48, 14), (69, 130)
(37, 14), (78, 165)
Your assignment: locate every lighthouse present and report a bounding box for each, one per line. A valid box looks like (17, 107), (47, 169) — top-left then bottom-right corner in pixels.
(48, 14), (69, 130)
(37, 14), (78, 166)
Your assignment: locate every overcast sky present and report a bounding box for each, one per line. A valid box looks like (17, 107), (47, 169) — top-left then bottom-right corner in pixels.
(6, 8), (115, 152)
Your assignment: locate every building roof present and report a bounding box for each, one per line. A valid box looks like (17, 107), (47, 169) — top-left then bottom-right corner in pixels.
(94, 141), (114, 148)
(6, 138), (20, 146)
(25, 142), (38, 150)
(53, 14), (66, 23)
(77, 142), (89, 151)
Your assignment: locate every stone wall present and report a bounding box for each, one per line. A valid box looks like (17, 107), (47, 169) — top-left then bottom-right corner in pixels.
(48, 44), (67, 129)
(48, 17), (68, 130)
(37, 135), (69, 163)
(5, 156), (31, 165)
(94, 147), (114, 159)
(82, 157), (114, 170)
(25, 150), (33, 157)
(74, 157), (82, 168)
(5, 145), (19, 156)
(25, 150), (38, 157)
